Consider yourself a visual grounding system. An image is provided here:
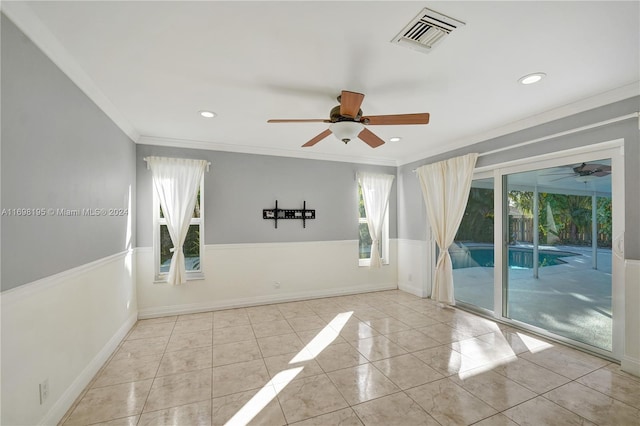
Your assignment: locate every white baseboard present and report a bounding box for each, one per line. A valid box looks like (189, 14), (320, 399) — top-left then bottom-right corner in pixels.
(138, 283), (397, 318)
(398, 280), (426, 298)
(136, 240), (398, 319)
(42, 312), (137, 425)
(40, 312), (138, 425)
(622, 356), (640, 378)
(2, 250), (137, 426)
(624, 259), (640, 378)
(397, 238), (432, 298)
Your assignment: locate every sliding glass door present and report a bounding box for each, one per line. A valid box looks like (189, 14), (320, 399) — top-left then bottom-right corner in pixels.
(453, 177), (494, 311)
(503, 159), (613, 351)
(450, 142), (624, 359)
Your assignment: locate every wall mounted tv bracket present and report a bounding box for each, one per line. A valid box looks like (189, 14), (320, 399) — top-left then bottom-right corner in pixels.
(263, 200), (315, 229)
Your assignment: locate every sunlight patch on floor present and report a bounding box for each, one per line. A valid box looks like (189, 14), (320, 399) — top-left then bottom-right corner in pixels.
(518, 332), (554, 353)
(224, 367), (304, 426)
(290, 311), (353, 363)
(225, 311), (354, 425)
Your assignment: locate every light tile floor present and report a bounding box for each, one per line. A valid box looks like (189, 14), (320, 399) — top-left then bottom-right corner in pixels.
(60, 290), (640, 425)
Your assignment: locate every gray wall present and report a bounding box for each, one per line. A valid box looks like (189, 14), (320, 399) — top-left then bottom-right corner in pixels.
(1, 14), (136, 291)
(397, 97), (640, 259)
(136, 145), (397, 246)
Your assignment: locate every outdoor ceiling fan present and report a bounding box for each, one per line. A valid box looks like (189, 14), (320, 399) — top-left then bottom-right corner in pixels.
(267, 90), (430, 148)
(547, 163), (612, 182)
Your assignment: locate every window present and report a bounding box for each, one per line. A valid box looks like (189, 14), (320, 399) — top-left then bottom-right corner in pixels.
(452, 176), (494, 311)
(153, 179), (204, 281)
(358, 183), (389, 266)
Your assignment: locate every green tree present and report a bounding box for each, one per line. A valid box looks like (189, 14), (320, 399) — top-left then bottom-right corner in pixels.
(509, 190), (533, 215)
(539, 193), (610, 246)
(358, 185), (372, 258)
(455, 187), (494, 243)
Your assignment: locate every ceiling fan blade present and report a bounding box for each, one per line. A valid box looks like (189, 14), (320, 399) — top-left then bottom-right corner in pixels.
(594, 165), (612, 172)
(340, 90), (365, 118)
(302, 129), (332, 147)
(362, 113), (430, 125)
(358, 128), (385, 148)
(268, 119), (330, 123)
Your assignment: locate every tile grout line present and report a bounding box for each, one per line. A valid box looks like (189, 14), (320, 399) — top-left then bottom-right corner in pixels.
(136, 318), (178, 421)
(61, 290), (635, 425)
(59, 319), (145, 425)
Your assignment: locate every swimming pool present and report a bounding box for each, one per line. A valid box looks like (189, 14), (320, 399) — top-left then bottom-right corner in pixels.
(451, 246), (578, 269)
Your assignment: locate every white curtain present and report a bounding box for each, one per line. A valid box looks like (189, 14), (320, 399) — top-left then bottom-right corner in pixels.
(358, 172), (395, 268)
(148, 156), (207, 285)
(416, 153), (478, 304)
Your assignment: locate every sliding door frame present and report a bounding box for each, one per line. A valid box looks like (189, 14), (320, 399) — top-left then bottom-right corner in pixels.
(477, 139), (625, 360)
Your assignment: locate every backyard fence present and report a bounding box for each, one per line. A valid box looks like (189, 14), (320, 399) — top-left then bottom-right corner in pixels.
(509, 217), (612, 246)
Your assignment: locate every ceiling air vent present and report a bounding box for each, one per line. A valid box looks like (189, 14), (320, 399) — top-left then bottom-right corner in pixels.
(391, 7), (465, 53)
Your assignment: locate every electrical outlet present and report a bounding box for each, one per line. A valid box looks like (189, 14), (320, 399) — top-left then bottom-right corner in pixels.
(408, 274), (413, 282)
(39, 379), (49, 404)
(274, 281), (280, 289)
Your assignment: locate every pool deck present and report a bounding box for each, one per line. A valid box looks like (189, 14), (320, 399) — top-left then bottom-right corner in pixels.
(453, 243), (613, 351)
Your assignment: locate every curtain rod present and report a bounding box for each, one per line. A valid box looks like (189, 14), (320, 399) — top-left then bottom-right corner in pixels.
(411, 112), (639, 172)
(143, 157), (211, 172)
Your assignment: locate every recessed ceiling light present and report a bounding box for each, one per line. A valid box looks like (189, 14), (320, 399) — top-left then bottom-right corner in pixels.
(390, 137), (402, 142)
(518, 72), (546, 85)
(199, 110), (216, 118)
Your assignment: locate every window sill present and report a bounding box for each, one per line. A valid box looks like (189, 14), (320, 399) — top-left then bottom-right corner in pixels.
(153, 272), (205, 284)
(358, 259), (389, 267)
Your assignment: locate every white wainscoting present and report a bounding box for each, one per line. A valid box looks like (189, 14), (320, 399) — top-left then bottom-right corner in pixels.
(136, 240), (398, 318)
(397, 238), (432, 298)
(0, 250), (137, 426)
(623, 259), (640, 377)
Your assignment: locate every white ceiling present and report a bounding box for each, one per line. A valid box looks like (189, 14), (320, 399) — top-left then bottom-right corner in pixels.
(4, 1), (639, 166)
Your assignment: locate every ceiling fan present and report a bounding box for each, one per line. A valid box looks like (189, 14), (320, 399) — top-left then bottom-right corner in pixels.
(267, 90), (430, 148)
(547, 163), (612, 182)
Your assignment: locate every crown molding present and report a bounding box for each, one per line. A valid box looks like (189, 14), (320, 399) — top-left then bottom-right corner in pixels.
(4, 2), (636, 169)
(398, 82), (640, 166)
(2, 1), (140, 143)
(137, 135), (399, 167)
(1, 1), (393, 168)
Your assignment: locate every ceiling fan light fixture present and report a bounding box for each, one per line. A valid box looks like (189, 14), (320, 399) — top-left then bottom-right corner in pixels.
(267, 89), (430, 148)
(390, 137), (402, 142)
(518, 72), (546, 85)
(329, 121), (364, 144)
